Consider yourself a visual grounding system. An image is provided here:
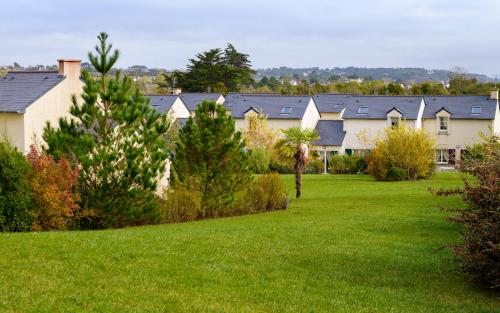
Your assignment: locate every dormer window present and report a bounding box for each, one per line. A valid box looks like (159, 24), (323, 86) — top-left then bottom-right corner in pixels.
(390, 117), (399, 128)
(471, 106), (482, 114)
(280, 106), (292, 114)
(439, 116), (448, 132)
(357, 106), (368, 114)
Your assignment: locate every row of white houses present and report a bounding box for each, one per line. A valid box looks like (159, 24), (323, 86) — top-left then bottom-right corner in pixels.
(1, 59), (499, 167)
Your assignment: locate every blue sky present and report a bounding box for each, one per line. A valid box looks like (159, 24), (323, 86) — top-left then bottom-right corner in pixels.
(1, 0), (498, 76)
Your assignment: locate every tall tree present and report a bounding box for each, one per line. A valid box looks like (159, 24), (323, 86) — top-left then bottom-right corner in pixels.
(276, 127), (319, 198)
(166, 44), (255, 93)
(44, 32), (171, 228)
(171, 100), (251, 217)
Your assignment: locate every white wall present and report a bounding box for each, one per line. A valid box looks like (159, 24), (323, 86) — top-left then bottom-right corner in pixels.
(300, 98), (321, 130)
(0, 113), (24, 151)
(169, 98), (190, 119)
(23, 76), (83, 153)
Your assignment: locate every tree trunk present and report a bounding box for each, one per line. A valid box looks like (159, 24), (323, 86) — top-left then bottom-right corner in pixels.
(294, 151), (303, 198)
(295, 170), (301, 198)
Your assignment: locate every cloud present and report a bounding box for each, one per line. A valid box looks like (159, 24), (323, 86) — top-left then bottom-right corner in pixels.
(0, 0), (498, 75)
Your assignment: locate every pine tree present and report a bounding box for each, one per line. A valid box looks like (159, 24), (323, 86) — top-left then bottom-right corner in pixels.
(171, 101), (251, 217)
(44, 32), (171, 228)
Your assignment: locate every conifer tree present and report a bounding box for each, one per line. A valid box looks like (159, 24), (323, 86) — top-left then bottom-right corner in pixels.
(44, 32), (171, 228)
(171, 101), (250, 217)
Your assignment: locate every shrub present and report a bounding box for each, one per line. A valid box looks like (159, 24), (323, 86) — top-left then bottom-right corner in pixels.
(237, 173), (289, 214)
(368, 125), (435, 181)
(328, 154), (365, 174)
(26, 146), (80, 231)
(434, 135), (499, 290)
(268, 159), (294, 174)
(248, 147), (272, 173)
(305, 158), (324, 174)
(0, 141), (32, 232)
(160, 185), (201, 223)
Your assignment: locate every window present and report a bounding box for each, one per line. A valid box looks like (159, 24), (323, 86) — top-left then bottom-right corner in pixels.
(436, 149), (448, 164)
(280, 106), (292, 114)
(471, 106), (482, 114)
(390, 117), (399, 127)
(439, 116), (448, 132)
(357, 106), (368, 114)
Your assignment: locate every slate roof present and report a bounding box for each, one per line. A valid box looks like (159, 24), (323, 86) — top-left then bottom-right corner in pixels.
(313, 120), (345, 146)
(341, 95), (422, 120)
(0, 71), (65, 113)
(313, 94), (351, 113)
(179, 93), (222, 111)
(422, 96), (497, 119)
(147, 94), (179, 113)
(224, 93), (313, 119)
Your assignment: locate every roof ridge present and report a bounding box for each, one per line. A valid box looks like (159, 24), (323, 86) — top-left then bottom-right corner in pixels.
(7, 70), (59, 74)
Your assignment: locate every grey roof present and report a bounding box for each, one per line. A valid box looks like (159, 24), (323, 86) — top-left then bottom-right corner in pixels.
(147, 94), (179, 113)
(313, 120), (345, 146)
(224, 93), (313, 119)
(179, 93), (222, 111)
(313, 94), (352, 113)
(341, 95), (422, 120)
(0, 71), (65, 113)
(422, 96), (497, 119)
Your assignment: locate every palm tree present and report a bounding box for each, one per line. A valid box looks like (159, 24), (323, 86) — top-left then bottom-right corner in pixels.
(276, 127), (319, 198)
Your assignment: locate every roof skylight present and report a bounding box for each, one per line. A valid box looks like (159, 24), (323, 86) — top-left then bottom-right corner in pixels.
(357, 106), (368, 114)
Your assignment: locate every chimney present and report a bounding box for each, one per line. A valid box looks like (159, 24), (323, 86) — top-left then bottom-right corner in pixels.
(58, 59), (81, 79)
(491, 90), (499, 100)
(171, 87), (182, 95)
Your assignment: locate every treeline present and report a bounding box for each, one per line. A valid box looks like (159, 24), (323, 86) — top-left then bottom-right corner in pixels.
(242, 74), (498, 96)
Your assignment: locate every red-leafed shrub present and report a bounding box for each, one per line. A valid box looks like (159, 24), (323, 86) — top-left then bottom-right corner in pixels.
(433, 134), (499, 290)
(26, 146), (80, 231)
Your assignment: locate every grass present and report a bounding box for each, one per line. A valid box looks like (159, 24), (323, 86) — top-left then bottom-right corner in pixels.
(0, 173), (499, 312)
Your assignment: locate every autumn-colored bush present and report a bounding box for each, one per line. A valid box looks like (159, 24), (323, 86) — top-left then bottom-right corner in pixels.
(160, 185), (201, 223)
(368, 125), (435, 181)
(26, 146), (80, 231)
(237, 173), (289, 214)
(434, 135), (499, 290)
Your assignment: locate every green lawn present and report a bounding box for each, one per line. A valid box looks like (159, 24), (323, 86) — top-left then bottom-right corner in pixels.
(0, 173), (498, 312)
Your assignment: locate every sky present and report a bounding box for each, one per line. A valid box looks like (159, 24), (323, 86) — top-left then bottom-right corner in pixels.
(0, 0), (498, 76)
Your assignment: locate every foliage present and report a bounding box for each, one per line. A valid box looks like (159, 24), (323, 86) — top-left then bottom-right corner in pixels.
(237, 173), (289, 214)
(268, 159), (294, 174)
(328, 154), (365, 174)
(275, 127), (319, 198)
(44, 32), (171, 229)
(160, 181), (201, 224)
(171, 100), (251, 217)
(26, 146), (80, 231)
(434, 135), (500, 290)
(0, 141), (32, 232)
(305, 158), (324, 174)
(248, 147), (272, 174)
(242, 112), (278, 150)
(368, 124), (435, 181)
(163, 44), (255, 93)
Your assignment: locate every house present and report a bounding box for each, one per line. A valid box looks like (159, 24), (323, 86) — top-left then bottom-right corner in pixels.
(0, 59), (83, 154)
(147, 94), (190, 120)
(422, 92), (499, 164)
(224, 93), (320, 134)
(339, 95), (425, 154)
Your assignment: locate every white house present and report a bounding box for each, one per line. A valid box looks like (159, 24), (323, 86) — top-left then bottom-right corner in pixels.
(224, 93), (321, 135)
(0, 59), (83, 154)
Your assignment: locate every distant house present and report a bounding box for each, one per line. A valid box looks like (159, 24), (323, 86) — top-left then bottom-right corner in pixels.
(224, 94), (320, 134)
(147, 94), (190, 120)
(0, 59), (83, 153)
